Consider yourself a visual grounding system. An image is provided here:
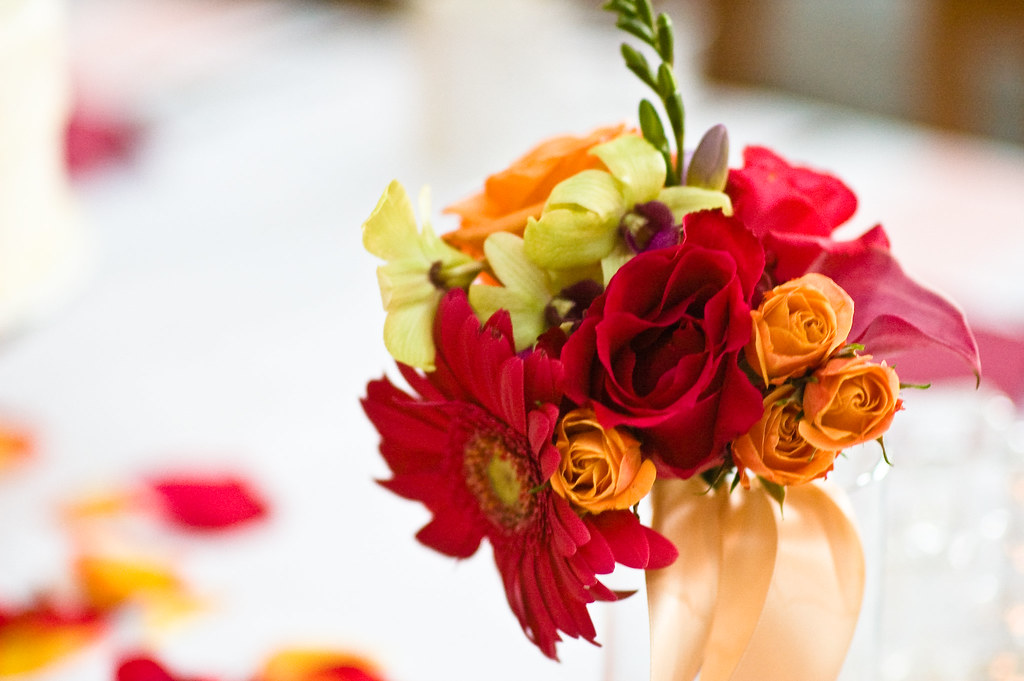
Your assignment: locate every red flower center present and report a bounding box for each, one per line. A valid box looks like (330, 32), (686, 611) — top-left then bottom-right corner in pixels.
(457, 409), (539, 532)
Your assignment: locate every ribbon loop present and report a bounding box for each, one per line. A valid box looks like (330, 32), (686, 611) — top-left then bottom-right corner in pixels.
(647, 480), (865, 681)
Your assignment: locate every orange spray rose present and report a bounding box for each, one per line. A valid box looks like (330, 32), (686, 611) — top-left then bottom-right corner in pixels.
(443, 124), (630, 258)
(732, 384), (838, 487)
(549, 407), (655, 514)
(799, 355), (902, 451)
(746, 273), (854, 386)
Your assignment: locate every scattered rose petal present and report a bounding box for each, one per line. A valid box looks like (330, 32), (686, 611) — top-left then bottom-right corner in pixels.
(147, 474), (269, 530)
(116, 655), (218, 681)
(65, 105), (140, 176)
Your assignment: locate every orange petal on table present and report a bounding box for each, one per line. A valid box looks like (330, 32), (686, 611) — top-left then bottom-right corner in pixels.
(63, 488), (140, 521)
(75, 554), (203, 632)
(0, 423), (33, 472)
(257, 649), (389, 681)
(0, 602), (103, 676)
(146, 474), (269, 530)
(77, 555), (182, 611)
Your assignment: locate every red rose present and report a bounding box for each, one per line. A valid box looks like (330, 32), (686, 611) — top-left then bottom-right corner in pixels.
(725, 146), (858, 284)
(727, 146), (857, 240)
(562, 213), (765, 478)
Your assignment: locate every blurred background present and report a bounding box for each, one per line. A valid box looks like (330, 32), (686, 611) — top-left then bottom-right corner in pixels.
(0, 0), (1022, 680)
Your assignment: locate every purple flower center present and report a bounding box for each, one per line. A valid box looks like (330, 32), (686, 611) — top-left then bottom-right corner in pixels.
(621, 200), (680, 253)
(544, 279), (603, 330)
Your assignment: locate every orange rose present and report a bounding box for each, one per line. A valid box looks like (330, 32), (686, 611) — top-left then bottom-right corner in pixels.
(731, 384), (838, 487)
(549, 407), (655, 514)
(799, 355), (902, 451)
(442, 124), (630, 258)
(745, 273), (854, 386)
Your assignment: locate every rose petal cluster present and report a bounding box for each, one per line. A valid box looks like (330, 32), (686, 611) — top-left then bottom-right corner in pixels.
(733, 274), (903, 487)
(550, 408), (655, 514)
(562, 212), (765, 477)
(800, 355), (903, 451)
(731, 385), (838, 487)
(746, 272), (854, 386)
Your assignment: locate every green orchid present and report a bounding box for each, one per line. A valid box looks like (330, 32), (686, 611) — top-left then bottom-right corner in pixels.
(362, 180), (482, 371)
(469, 232), (601, 352)
(522, 134), (733, 278)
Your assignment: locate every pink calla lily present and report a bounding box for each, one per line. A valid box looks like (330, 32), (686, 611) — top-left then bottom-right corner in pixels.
(810, 229), (981, 383)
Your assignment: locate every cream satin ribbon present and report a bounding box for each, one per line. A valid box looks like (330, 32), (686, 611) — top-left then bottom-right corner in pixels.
(646, 478), (865, 681)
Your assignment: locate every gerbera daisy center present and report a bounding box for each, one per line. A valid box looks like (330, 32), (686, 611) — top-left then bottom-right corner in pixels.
(462, 425), (538, 532)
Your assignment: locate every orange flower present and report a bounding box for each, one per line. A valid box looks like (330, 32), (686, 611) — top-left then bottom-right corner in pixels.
(745, 273), (854, 386)
(442, 124), (630, 258)
(549, 408), (655, 514)
(799, 355), (902, 451)
(0, 422), (33, 472)
(731, 384), (838, 487)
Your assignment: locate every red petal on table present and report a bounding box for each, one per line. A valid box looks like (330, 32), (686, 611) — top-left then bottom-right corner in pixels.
(65, 106), (140, 176)
(116, 655), (219, 681)
(147, 475), (269, 530)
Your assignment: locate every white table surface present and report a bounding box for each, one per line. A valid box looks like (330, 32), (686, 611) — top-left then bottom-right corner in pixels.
(2, 1), (1023, 680)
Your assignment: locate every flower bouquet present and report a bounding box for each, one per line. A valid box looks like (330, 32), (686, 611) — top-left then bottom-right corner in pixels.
(359, 2), (980, 678)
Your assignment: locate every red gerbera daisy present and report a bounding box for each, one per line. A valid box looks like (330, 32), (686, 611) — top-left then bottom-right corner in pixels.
(362, 290), (675, 659)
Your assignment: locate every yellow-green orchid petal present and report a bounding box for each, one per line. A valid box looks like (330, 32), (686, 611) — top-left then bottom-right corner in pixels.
(524, 208), (620, 270)
(590, 135), (666, 207)
(545, 169), (626, 221)
(657, 185), (734, 220)
(382, 295), (441, 372)
(600, 241), (635, 286)
(470, 233), (550, 351)
(482, 233), (550, 302)
(362, 180), (420, 260)
(376, 262), (437, 310)
(362, 180), (482, 371)
(469, 285), (547, 351)
(548, 262), (603, 295)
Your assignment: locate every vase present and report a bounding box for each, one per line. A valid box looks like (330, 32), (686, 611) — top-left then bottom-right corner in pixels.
(599, 449), (889, 681)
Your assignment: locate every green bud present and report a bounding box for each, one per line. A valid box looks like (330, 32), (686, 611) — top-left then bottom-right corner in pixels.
(655, 14), (674, 65)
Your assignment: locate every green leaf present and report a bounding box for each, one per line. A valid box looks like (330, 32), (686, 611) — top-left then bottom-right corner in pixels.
(759, 477), (786, 512)
(621, 44), (657, 91)
(877, 437), (893, 466)
(636, 0), (654, 28)
(638, 99), (668, 152)
(899, 382), (932, 390)
(656, 62), (678, 100)
(655, 14), (674, 65)
(665, 92), (685, 142)
(616, 15), (655, 45)
(602, 0), (635, 13)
